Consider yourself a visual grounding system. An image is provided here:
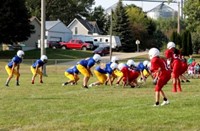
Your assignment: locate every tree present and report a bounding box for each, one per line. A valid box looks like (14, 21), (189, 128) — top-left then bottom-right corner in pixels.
(181, 30), (193, 56)
(184, 0), (200, 53)
(25, 0), (95, 25)
(181, 30), (188, 56)
(187, 31), (193, 55)
(87, 6), (107, 34)
(0, 0), (34, 44)
(126, 4), (163, 50)
(184, 0), (200, 33)
(112, 0), (134, 52)
(170, 31), (182, 48)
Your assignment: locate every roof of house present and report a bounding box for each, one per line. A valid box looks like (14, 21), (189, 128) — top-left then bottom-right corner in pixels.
(68, 18), (102, 34)
(147, 3), (175, 13)
(30, 16), (41, 25)
(46, 19), (61, 30)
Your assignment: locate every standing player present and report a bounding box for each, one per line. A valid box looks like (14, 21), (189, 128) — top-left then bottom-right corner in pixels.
(76, 54), (101, 88)
(149, 48), (171, 106)
(62, 65), (79, 86)
(165, 42), (182, 92)
(5, 50), (25, 86)
(31, 55), (48, 84)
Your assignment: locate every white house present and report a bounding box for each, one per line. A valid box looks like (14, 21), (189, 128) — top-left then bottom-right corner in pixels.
(46, 19), (72, 42)
(67, 18), (102, 35)
(19, 16), (41, 50)
(147, 3), (177, 20)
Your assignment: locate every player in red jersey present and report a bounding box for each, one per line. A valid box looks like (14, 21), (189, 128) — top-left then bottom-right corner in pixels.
(165, 42), (182, 92)
(149, 48), (171, 106)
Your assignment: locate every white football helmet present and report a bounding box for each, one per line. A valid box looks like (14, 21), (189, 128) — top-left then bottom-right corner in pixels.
(167, 42), (175, 49)
(93, 54), (101, 63)
(143, 60), (149, 67)
(118, 63), (126, 70)
(41, 55), (48, 62)
(148, 48), (160, 60)
(17, 50), (24, 58)
(110, 62), (118, 70)
(127, 59), (135, 67)
(111, 56), (119, 63)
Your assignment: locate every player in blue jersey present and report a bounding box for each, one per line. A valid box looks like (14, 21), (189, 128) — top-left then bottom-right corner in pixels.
(76, 54), (101, 88)
(89, 62), (118, 87)
(31, 55), (48, 84)
(136, 60), (150, 82)
(62, 66), (79, 86)
(5, 50), (24, 86)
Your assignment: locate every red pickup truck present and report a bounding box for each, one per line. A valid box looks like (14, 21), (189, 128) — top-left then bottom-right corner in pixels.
(59, 39), (93, 50)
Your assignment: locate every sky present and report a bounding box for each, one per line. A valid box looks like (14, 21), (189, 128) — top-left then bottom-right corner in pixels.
(94, 0), (179, 12)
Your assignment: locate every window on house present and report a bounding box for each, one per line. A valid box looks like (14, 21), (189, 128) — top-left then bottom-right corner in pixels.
(75, 27), (78, 34)
(94, 39), (98, 42)
(105, 39), (108, 42)
(100, 38), (102, 42)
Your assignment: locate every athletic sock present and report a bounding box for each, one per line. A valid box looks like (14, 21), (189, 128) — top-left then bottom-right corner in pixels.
(163, 98), (167, 101)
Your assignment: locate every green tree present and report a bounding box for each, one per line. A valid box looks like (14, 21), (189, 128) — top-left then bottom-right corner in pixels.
(112, 1), (134, 52)
(170, 31), (182, 48)
(0, 0), (34, 44)
(181, 30), (188, 56)
(126, 4), (162, 50)
(187, 31), (193, 55)
(88, 6), (107, 34)
(184, 0), (200, 53)
(25, 0), (95, 25)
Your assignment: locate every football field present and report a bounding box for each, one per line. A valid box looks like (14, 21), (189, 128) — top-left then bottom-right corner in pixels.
(0, 63), (200, 130)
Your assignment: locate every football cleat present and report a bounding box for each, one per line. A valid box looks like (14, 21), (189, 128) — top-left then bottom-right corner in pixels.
(161, 100), (170, 106)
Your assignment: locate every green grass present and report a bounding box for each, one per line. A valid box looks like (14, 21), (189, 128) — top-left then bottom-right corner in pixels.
(0, 63), (200, 130)
(0, 48), (93, 59)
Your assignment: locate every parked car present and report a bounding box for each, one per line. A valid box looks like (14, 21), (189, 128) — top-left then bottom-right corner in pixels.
(48, 41), (61, 49)
(93, 46), (110, 56)
(59, 39), (93, 50)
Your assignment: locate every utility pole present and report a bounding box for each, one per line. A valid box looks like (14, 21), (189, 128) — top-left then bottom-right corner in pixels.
(177, 1), (180, 34)
(41, 0), (47, 75)
(109, 11), (113, 61)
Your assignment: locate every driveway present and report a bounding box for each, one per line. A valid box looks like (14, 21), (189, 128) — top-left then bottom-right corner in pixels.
(60, 51), (148, 65)
(101, 51), (148, 62)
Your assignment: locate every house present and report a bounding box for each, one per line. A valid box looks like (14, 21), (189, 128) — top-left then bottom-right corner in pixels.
(67, 18), (102, 35)
(147, 3), (177, 20)
(45, 19), (72, 42)
(38, 19), (72, 48)
(19, 16), (41, 51)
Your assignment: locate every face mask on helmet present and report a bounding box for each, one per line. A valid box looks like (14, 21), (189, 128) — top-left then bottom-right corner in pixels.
(127, 59), (135, 67)
(111, 56), (119, 63)
(93, 54), (101, 64)
(110, 62), (118, 70)
(17, 50), (25, 58)
(41, 55), (48, 63)
(143, 60), (149, 67)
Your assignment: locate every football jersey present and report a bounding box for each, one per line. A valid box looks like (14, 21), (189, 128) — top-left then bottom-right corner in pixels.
(32, 59), (45, 68)
(104, 62), (114, 75)
(66, 66), (79, 74)
(95, 66), (107, 74)
(78, 57), (95, 68)
(150, 57), (169, 73)
(8, 55), (22, 68)
(136, 62), (147, 71)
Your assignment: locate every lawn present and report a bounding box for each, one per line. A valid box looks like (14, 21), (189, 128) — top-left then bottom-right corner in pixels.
(0, 48), (93, 59)
(0, 62), (200, 130)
